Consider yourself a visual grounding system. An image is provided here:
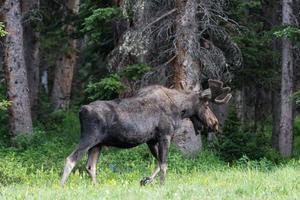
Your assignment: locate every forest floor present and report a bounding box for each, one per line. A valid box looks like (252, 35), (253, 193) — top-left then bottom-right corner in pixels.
(1, 164), (300, 200)
(1, 147), (300, 200)
(1, 112), (300, 200)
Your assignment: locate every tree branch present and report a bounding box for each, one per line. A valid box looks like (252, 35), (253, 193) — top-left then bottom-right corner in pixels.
(143, 8), (177, 31)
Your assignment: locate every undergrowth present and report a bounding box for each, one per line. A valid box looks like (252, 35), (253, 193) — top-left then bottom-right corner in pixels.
(0, 111), (300, 199)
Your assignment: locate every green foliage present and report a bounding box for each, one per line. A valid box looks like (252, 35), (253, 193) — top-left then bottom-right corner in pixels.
(228, 0), (262, 24)
(234, 155), (276, 171)
(294, 91), (300, 106)
(0, 22), (8, 37)
(228, 0), (280, 89)
(13, 130), (47, 150)
(213, 108), (281, 162)
(0, 100), (10, 111)
(122, 64), (152, 81)
(1, 115), (300, 199)
(85, 74), (128, 100)
(0, 112), (79, 187)
(1, 109), (300, 198)
(12, 111), (79, 150)
(79, 1), (119, 55)
(82, 7), (123, 43)
(274, 26), (300, 43)
(293, 116), (300, 156)
(84, 64), (150, 101)
(76, 2), (126, 104)
(35, 2), (71, 70)
(294, 116), (300, 136)
(0, 84), (10, 147)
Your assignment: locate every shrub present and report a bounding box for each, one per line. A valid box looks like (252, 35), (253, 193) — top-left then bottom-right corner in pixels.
(121, 64), (151, 82)
(84, 64), (151, 101)
(82, 7), (123, 43)
(12, 129), (46, 150)
(0, 22), (7, 37)
(213, 108), (281, 162)
(294, 116), (300, 136)
(85, 74), (128, 100)
(293, 116), (300, 156)
(294, 90), (300, 106)
(0, 84), (10, 147)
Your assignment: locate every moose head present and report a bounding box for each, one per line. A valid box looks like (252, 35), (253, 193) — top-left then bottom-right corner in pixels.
(194, 79), (232, 133)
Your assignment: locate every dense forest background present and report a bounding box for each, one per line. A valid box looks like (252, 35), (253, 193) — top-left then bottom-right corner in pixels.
(0, 0), (300, 195)
(0, 0), (300, 155)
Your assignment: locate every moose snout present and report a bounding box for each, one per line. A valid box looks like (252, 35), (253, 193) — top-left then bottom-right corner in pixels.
(207, 115), (219, 133)
(208, 118), (219, 133)
(201, 107), (220, 133)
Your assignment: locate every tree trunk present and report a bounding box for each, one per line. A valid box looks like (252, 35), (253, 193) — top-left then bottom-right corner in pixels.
(264, 0), (282, 151)
(135, 0), (151, 64)
(294, 0), (300, 115)
(51, 0), (80, 110)
(172, 0), (202, 155)
(3, 0), (33, 136)
(272, 90), (281, 150)
(22, 0), (40, 118)
(173, 0), (201, 91)
(234, 89), (245, 125)
(279, 0), (294, 157)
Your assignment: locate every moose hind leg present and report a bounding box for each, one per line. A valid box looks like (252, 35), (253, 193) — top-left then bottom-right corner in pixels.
(140, 142), (160, 186)
(61, 142), (94, 186)
(158, 135), (171, 186)
(86, 145), (102, 185)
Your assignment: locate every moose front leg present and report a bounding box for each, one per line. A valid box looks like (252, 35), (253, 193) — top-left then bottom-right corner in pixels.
(158, 135), (171, 186)
(140, 142), (160, 186)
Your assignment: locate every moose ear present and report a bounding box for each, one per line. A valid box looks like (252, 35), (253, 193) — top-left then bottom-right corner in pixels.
(199, 88), (212, 101)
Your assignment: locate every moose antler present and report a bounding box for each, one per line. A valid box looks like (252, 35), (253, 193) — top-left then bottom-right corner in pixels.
(208, 79), (232, 104)
(199, 80), (232, 104)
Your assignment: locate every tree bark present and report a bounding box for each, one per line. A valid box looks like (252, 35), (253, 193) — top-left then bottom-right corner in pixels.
(51, 0), (80, 110)
(172, 0), (202, 155)
(272, 90), (281, 150)
(173, 0), (201, 92)
(22, 0), (40, 117)
(294, 0), (300, 115)
(3, 0), (33, 136)
(234, 89), (242, 121)
(279, 0), (294, 157)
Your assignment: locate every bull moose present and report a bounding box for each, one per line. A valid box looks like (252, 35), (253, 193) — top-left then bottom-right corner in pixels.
(61, 80), (232, 186)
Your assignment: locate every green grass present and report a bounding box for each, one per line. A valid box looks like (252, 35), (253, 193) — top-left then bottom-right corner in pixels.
(1, 112), (300, 199)
(1, 156), (300, 200)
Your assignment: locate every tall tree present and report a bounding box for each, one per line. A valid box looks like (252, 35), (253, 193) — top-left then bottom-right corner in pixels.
(3, 0), (33, 136)
(22, 0), (40, 117)
(173, 0), (201, 91)
(172, 0), (203, 153)
(279, 0), (295, 157)
(266, 0), (281, 150)
(51, 0), (80, 110)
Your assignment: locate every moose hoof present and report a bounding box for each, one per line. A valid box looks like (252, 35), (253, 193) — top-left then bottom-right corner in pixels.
(140, 177), (152, 186)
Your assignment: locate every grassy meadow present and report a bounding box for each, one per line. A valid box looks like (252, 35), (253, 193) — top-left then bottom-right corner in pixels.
(0, 112), (300, 200)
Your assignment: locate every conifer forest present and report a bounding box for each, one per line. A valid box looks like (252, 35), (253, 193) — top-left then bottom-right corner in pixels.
(0, 0), (300, 199)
